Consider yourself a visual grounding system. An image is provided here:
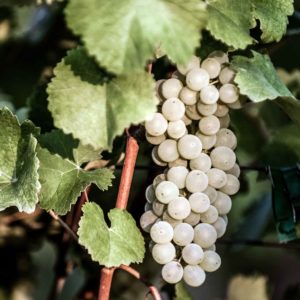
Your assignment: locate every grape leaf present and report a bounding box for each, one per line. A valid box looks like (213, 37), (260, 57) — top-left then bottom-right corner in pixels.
(174, 282), (192, 300)
(65, 0), (207, 74)
(206, 0), (253, 49)
(47, 48), (158, 150)
(38, 148), (114, 215)
(78, 202), (145, 267)
(206, 0), (293, 49)
(38, 130), (101, 164)
(251, 0), (294, 43)
(0, 108), (40, 213)
(231, 51), (300, 125)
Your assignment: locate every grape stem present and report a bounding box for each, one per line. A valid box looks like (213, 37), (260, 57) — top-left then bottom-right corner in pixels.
(99, 134), (147, 300)
(118, 265), (161, 300)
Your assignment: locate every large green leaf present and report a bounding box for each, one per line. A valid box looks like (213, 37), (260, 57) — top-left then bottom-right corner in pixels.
(206, 0), (253, 49)
(38, 148), (114, 215)
(0, 108), (40, 213)
(38, 130), (101, 165)
(206, 0), (293, 49)
(231, 51), (300, 125)
(251, 0), (294, 43)
(65, 0), (207, 74)
(47, 48), (158, 150)
(78, 202), (145, 267)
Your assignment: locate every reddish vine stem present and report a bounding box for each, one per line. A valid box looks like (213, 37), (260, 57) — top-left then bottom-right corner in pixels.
(99, 135), (140, 300)
(71, 185), (91, 233)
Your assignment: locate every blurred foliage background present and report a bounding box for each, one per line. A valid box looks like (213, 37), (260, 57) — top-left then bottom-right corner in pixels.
(0, 1), (300, 300)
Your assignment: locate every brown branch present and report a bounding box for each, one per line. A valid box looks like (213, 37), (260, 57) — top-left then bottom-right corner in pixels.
(99, 135), (140, 300)
(118, 265), (161, 300)
(49, 210), (78, 241)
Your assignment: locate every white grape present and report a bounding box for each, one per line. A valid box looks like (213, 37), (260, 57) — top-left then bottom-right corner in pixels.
(196, 132), (216, 150)
(144, 202), (152, 211)
(210, 146), (236, 171)
(157, 139), (179, 162)
(178, 134), (202, 160)
(155, 79), (165, 102)
(179, 87), (198, 105)
(184, 211), (201, 226)
(197, 102), (217, 116)
(227, 99), (243, 109)
(153, 174), (166, 188)
(183, 265), (206, 287)
(199, 115), (220, 135)
(203, 186), (218, 204)
(186, 68), (209, 91)
(215, 128), (237, 149)
(173, 223), (194, 246)
(200, 205), (219, 224)
(214, 103), (229, 117)
(208, 51), (229, 64)
(168, 158), (188, 168)
(167, 120), (186, 139)
(161, 261), (183, 284)
(219, 66), (235, 84)
(221, 214), (228, 225)
(204, 244), (216, 252)
(168, 196), (191, 220)
(185, 104), (201, 120)
(140, 210), (158, 233)
(219, 84), (239, 104)
(145, 184), (155, 203)
(167, 166), (189, 189)
(152, 147), (168, 166)
(182, 114), (193, 125)
(227, 163), (241, 178)
(155, 181), (179, 204)
(201, 58), (221, 79)
(162, 98), (185, 121)
(161, 78), (183, 99)
(185, 170), (208, 193)
(150, 221), (174, 244)
(219, 114), (231, 128)
(182, 243), (204, 265)
(200, 250), (221, 272)
(189, 192), (210, 214)
(146, 132), (166, 145)
(190, 153), (212, 172)
(152, 200), (165, 217)
(212, 217), (227, 238)
(207, 168), (227, 189)
(219, 174), (240, 195)
(200, 85), (219, 104)
(194, 223), (217, 248)
(171, 71), (185, 83)
(145, 113), (168, 136)
(152, 243), (176, 264)
(162, 211), (183, 228)
(213, 191), (232, 215)
(177, 55), (200, 75)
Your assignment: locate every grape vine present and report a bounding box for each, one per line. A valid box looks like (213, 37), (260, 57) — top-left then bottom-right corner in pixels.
(0, 0), (299, 299)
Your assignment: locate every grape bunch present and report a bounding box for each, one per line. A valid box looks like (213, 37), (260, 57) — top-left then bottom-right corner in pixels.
(140, 51), (241, 287)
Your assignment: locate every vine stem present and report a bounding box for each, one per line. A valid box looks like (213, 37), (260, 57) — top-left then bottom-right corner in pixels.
(99, 135), (140, 300)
